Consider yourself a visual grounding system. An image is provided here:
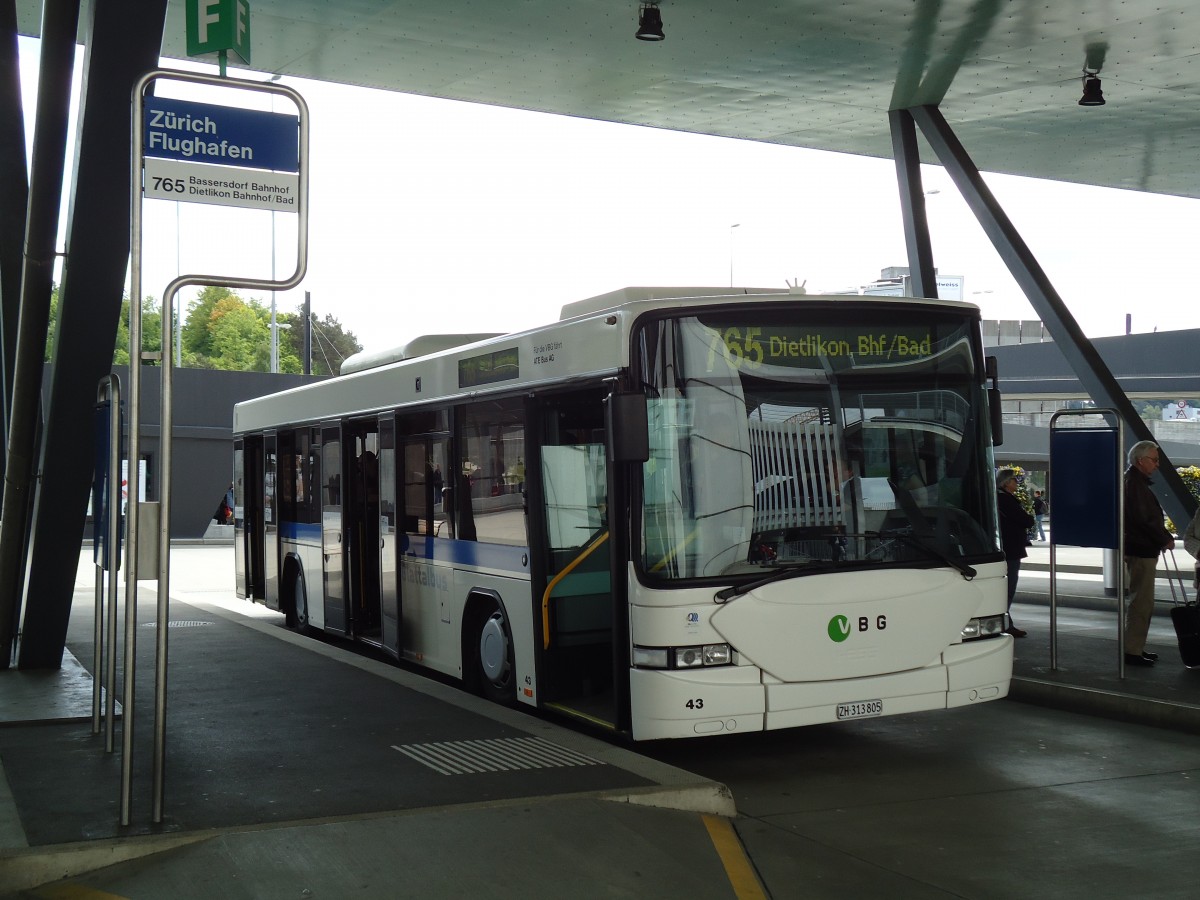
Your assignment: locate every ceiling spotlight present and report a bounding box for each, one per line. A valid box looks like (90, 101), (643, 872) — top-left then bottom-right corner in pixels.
(1079, 70), (1105, 106)
(636, 4), (665, 42)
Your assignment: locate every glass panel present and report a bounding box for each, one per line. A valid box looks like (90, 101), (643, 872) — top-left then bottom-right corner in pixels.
(636, 308), (998, 582)
(542, 444), (607, 551)
(402, 439), (449, 537)
(460, 399), (527, 546)
(321, 426), (345, 631)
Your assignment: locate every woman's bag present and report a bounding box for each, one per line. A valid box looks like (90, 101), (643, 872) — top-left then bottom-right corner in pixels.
(1164, 549), (1200, 669)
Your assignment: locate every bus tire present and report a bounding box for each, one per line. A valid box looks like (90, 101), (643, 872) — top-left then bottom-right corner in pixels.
(473, 599), (516, 706)
(288, 569), (310, 633)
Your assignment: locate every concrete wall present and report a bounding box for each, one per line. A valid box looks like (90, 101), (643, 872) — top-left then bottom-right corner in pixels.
(71, 366), (321, 540)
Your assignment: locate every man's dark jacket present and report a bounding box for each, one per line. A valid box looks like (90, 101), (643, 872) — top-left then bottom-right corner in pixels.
(1123, 466), (1173, 559)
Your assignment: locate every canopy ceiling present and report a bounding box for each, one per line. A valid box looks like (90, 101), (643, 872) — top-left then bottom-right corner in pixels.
(17, 1), (1200, 197)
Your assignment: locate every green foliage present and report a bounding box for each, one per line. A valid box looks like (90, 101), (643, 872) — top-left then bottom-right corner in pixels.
(280, 306), (363, 376)
(1139, 401), (1163, 422)
(45, 286), (60, 361)
(175, 287), (360, 373)
(45, 283), (360, 373)
(113, 296), (162, 366)
(209, 297), (269, 370)
(1176, 466), (1200, 500)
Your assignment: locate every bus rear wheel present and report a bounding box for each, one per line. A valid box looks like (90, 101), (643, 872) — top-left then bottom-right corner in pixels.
(289, 574), (310, 633)
(475, 602), (515, 706)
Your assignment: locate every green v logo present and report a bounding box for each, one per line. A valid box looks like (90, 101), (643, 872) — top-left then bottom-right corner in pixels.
(828, 615), (850, 643)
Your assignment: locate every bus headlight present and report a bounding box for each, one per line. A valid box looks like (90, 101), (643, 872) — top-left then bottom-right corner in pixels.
(632, 643), (734, 669)
(961, 614), (1006, 640)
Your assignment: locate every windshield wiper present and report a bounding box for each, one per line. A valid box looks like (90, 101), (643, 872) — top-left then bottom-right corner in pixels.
(882, 478), (975, 579)
(870, 529), (976, 580)
(714, 561), (815, 603)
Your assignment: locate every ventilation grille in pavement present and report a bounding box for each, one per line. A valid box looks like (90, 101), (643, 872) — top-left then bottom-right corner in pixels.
(392, 737), (603, 775)
(141, 620), (214, 628)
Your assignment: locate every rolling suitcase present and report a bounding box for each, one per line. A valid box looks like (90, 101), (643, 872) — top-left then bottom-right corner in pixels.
(1164, 549), (1200, 669)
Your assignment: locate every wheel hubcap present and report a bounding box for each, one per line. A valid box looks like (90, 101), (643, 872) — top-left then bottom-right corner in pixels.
(479, 611), (509, 684)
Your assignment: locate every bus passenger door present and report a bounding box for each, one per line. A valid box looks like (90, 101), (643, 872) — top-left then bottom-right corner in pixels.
(346, 420), (383, 645)
(242, 434), (265, 600)
(233, 439), (247, 598)
(378, 416), (399, 655)
(263, 432), (279, 610)
(532, 390), (618, 729)
(320, 423), (348, 634)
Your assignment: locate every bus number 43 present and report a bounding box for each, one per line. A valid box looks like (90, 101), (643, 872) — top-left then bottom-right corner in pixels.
(685, 698), (704, 710)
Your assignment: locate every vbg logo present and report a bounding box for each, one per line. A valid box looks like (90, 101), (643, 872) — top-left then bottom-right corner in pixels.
(686, 612), (699, 623)
(828, 613), (888, 642)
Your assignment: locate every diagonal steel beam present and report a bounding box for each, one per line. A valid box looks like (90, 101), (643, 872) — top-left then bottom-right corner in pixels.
(0, 0), (26, 455)
(0, 0), (80, 668)
(908, 103), (1194, 527)
(889, 108), (937, 298)
(16, 0), (169, 669)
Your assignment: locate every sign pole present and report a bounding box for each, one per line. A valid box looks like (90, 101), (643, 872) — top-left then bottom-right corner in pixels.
(130, 66), (308, 826)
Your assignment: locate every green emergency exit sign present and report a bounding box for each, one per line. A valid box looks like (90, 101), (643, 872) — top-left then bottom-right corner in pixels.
(186, 0), (251, 65)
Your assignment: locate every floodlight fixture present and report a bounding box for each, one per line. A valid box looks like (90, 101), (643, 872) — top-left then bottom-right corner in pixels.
(1079, 70), (1105, 106)
(636, 4), (665, 41)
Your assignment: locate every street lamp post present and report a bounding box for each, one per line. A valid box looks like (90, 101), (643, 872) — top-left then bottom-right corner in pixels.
(729, 223), (740, 287)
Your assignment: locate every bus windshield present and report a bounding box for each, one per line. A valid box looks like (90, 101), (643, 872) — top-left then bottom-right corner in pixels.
(635, 306), (999, 582)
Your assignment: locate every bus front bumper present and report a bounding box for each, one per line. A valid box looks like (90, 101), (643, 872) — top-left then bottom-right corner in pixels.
(628, 634), (1013, 740)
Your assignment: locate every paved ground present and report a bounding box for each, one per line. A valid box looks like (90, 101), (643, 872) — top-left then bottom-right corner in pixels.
(0, 538), (1196, 898)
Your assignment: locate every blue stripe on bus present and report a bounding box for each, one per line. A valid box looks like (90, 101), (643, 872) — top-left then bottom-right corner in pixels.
(277, 519), (528, 575)
(401, 534), (529, 574)
(279, 521), (322, 542)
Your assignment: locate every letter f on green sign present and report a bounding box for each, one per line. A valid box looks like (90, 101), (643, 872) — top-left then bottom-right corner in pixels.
(186, 0), (252, 65)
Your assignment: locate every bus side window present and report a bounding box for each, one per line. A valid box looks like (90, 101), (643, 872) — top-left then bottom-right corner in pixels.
(401, 435), (452, 537)
(460, 399), (525, 546)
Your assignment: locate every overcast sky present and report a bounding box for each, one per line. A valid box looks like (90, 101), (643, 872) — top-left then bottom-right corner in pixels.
(19, 37), (1200, 357)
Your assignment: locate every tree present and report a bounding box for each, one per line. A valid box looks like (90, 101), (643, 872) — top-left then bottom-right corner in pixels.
(45, 284), (363, 373)
(211, 295), (271, 371)
(179, 286), (277, 371)
(113, 295), (162, 366)
(44, 285), (59, 361)
(181, 285), (241, 366)
(281, 306), (363, 376)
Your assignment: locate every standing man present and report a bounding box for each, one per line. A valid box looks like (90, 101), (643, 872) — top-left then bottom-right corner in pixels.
(996, 468), (1034, 638)
(1123, 440), (1174, 667)
(1032, 490), (1047, 542)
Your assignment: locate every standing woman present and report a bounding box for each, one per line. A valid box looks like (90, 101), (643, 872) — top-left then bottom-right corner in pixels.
(1182, 499), (1200, 588)
(996, 468), (1034, 637)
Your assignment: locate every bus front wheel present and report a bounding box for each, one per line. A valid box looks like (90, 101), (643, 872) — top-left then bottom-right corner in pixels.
(475, 602), (515, 706)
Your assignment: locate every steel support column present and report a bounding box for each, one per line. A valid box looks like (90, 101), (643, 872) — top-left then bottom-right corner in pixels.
(0, 0), (27, 455)
(17, 0), (168, 669)
(0, 0), (79, 668)
(889, 108), (937, 298)
(908, 104), (1195, 527)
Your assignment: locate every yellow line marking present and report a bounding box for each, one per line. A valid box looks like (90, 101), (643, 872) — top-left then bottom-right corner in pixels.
(702, 813), (768, 899)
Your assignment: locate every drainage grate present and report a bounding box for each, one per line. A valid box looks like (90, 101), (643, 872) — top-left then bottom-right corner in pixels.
(141, 620), (214, 628)
(392, 736), (603, 775)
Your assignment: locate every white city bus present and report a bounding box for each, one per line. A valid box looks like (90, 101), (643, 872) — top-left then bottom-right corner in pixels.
(233, 287), (1013, 740)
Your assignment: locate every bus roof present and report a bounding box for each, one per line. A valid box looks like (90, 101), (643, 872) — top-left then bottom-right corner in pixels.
(234, 288), (980, 434)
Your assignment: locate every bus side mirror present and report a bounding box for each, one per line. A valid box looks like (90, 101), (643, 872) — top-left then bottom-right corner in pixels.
(989, 388), (1004, 446)
(986, 356), (1003, 446)
(606, 393), (649, 463)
